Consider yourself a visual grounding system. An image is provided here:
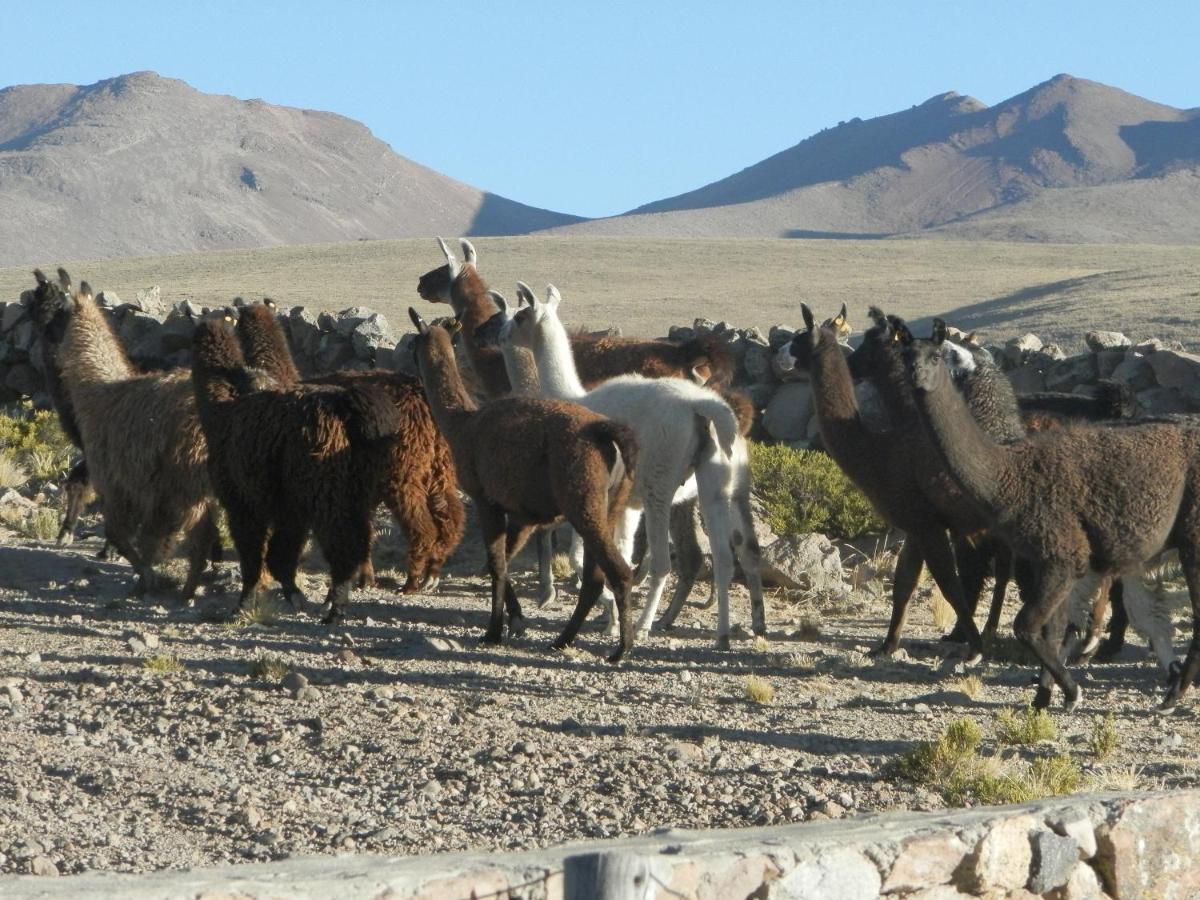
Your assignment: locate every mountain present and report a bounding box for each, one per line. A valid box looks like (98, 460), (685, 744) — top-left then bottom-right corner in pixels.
(0, 72), (581, 266)
(549, 75), (1200, 242)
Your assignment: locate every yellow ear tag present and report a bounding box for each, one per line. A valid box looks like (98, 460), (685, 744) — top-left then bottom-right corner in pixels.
(892, 329), (902, 343)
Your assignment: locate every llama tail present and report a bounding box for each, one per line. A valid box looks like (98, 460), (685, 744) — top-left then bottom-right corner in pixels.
(581, 419), (639, 482)
(680, 334), (733, 386)
(692, 393), (739, 458)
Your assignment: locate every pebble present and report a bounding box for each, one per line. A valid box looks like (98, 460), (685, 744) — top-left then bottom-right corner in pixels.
(281, 672), (309, 694)
(29, 855), (58, 877)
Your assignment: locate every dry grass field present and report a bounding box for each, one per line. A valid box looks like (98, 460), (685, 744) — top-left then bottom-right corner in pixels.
(4, 237), (1199, 351)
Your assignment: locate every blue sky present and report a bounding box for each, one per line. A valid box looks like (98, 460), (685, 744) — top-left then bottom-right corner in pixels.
(6, 1), (1197, 218)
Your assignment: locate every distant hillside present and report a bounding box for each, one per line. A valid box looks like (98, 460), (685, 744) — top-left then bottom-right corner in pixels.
(549, 75), (1200, 242)
(0, 72), (581, 266)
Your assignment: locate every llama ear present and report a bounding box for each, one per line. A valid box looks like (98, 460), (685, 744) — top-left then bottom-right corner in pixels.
(544, 284), (561, 311)
(965, 331), (977, 344)
(436, 237), (460, 280)
(408, 307), (429, 335)
(77, 281), (93, 301)
(868, 305), (887, 329)
(459, 239), (477, 268)
(56, 268), (72, 291)
(488, 290), (508, 316)
(830, 303), (848, 332)
(515, 281), (535, 307)
(931, 318), (948, 346)
(892, 318), (914, 346)
(33, 269), (51, 288)
(263, 297), (276, 310)
(800, 303), (815, 332)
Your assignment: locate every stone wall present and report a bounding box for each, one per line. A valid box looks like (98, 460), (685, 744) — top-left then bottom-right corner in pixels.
(5, 288), (1200, 442)
(3, 790), (1197, 898)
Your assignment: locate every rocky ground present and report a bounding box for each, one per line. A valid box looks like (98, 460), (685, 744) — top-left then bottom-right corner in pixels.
(0, 512), (1198, 880)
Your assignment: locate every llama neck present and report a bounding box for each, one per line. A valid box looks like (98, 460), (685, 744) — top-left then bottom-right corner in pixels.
(61, 297), (135, 385)
(868, 349), (920, 429)
(450, 269), (497, 337)
(531, 314), (586, 400)
(912, 375), (1008, 512)
(499, 342), (541, 397)
(419, 341), (480, 437)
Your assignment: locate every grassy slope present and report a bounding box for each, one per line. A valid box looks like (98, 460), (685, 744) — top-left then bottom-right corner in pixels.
(3, 237), (1198, 350)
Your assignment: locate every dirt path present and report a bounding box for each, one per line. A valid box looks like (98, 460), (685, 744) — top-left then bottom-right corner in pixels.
(0, 517), (1196, 877)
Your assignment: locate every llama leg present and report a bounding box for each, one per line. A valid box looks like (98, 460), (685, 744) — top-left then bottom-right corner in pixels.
(1163, 545), (1200, 710)
(1119, 576), (1176, 673)
(477, 502), (510, 645)
(695, 489), (735, 650)
(315, 505), (372, 626)
(871, 539), (924, 657)
(1013, 563), (1080, 710)
(265, 517), (311, 610)
(659, 499), (706, 629)
(982, 544), (1012, 644)
(58, 460), (91, 546)
(1096, 580), (1129, 660)
(425, 485), (465, 592)
(921, 532), (983, 662)
(731, 489), (766, 637)
(180, 507), (219, 603)
(553, 548), (603, 652)
(945, 538), (990, 642)
(631, 511), (649, 585)
(1076, 576), (1112, 661)
(634, 500), (673, 637)
(502, 521), (536, 634)
(594, 538), (636, 663)
(534, 528), (557, 609)
(388, 485), (437, 593)
(226, 506), (269, 610)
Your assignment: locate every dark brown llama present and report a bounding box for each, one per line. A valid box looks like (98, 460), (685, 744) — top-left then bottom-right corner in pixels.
(409, 308), (639, 662)
(234, 303), (464, 592)
(904, 331), (1200, 711)
(192, 317), (400, 623)
(779, 304), (984, 661)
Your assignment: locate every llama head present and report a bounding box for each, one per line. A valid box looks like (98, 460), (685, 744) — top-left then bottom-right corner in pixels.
(30, 269), (77, 342)
(417, 237), (478, 305)
(903, 328), (952, 395)
(847, 305), (904, 380)
(500, 283), (560, 352)
(408, 306), (456, 378)
(778, 302), (841, 373)
(931, 317), (980, 381)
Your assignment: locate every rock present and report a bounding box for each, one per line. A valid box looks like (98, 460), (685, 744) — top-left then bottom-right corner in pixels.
(1058, 860), (1105, 899)
(760, 533), (844, 596)
(762, 382), (813, 442)
(742, 343), (774, 384)
(1147, 349), (1200, 402)
(95, 290), (119, 308)
(133, 285), (166, 317)
(160, 310), (198, 353)
(1085, 331), (1131, 352)
(335, 306), (374, 336)
(4, 363), (41, 398)
(668, 325), (696, 342)
(667, 741), (704, 763)
(1094, 793), (1200, 899)
(771, 847), (882, 898)
(315, 333), (355, 371)
(1110, 353), (1156, 391)
(1028, 830), (1079, 893)
(1095, 350), (1127, 379)
(1, 301), (28, 332)
(281, 671), (309, 693)
(295, 685), (321, 702)
(126, 637), (147, 655)
(350, 313), (394, 362)
(1007, 366), (1046, 394)
(1044, 354), (1096, 392)
(419, 779), (443, 801)
(1136, 387), (1190, 415)
(882, 833), (969, 892)
(394, 334), (419, 376)
(29, 855), (58, 877)
(1047, 810), (1097, 860)
(967, 814), (1036, 893)
(118, 310), (164, 361)
(1005, 334), (1043, 367)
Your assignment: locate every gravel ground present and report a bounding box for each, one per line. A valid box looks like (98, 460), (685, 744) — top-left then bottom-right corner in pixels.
(1, 512), (1198, 878)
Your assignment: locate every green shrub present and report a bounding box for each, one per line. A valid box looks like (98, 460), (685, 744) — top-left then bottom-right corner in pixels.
(0, 405), (74, 484)
(748, 442), (885, 540)
(996, 706), (1057, 745)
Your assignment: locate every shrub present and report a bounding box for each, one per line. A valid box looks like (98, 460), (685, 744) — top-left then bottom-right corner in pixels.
(996, 706), (1057, 745)
(0, 452), (29, 490)
(144, 654), (184, 674)
(248, 654), (290, 681)
(0, 405), (74, 486)
(228, 593), (283, 628)
(748, 442), (884, 540)
(1089, 712), (1119, 760)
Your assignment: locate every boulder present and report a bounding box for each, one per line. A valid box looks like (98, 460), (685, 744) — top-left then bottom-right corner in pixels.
(1094, 793), (1200, 899)
(1136, 387), (1190, 415)
(314, 333), (354, 372)
(394, 334), (419, 377)
(350, 313), (394, 361)
(1027, 830), (1079, 893)
(160, 310), (198, 354)
(1043, 354), (1096, 392)
(1004, 334), (1043, 367)
(4, 363), (41, 397)
(762, 382), (812, 442)
(1147, 349), (1200, 391)
(286, 307), (323, 361)
(118, 311), (163, 362)
(741, 343), (774, 384)
(1007, 366), (1046, 394)
(1110, 353), (1156, 391)
(760, 532), (845, 597)
(966, 814), (1036, 893)
(132, 285), (166, 317)
(95, 290), (119, 308)
(667, 325), (696, 343)
(1095, 350), (1126, 379)
(1084, 330), (1131, 352)
(335, 306), (374, 336)
(882, 833), (969, 892)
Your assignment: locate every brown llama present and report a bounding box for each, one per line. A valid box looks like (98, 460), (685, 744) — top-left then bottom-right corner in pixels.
(30, 270), (222, 566)
(192, 316), (400, 622)
(416, 238), (732, 398)
(234, 302), (464, 593)
(778, 305), (984, 661)
(409, 308), (639, 662)
(904, 330), (1200, 711)
(51, 272), (217, 598)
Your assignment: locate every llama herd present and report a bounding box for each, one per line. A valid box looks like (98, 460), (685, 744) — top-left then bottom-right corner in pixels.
(17, 239), (1200, 714)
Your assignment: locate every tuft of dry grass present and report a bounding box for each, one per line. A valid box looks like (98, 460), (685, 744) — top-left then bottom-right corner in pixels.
(1088, 712), (1119, 761)
(744, 675), (775, 705)
(950, 675), (985, 701)
(143, 654), (184, 674)
(551, 553), (574, 580)
(247, 654), (290, 681)
(0, 452), (28, 489)
(228, 592), (283, 628)
(929, 584), (956, 632)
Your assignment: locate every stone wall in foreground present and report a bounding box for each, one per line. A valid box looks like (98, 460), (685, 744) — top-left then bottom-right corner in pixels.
(4, 287), (1200, 447)
(2, 790), (1197, 898)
